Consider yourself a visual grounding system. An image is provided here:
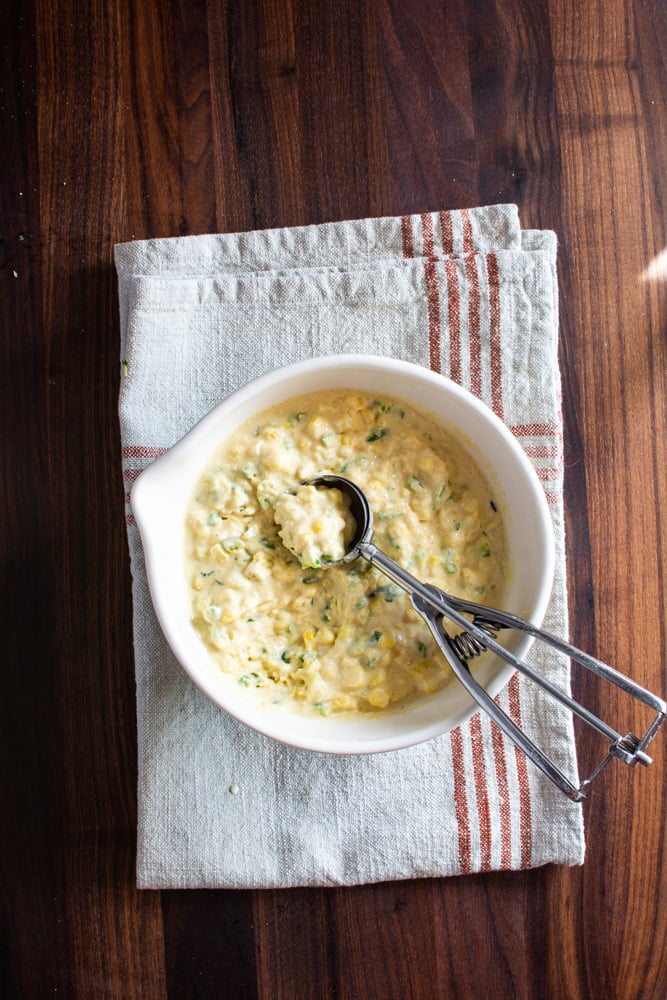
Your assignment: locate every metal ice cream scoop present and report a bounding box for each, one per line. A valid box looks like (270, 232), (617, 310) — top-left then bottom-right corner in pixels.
(304, 474), (666, 801)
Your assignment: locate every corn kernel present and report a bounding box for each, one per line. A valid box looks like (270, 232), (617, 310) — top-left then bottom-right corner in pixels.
(309, 418), (327, 438)
(289, 596), (311, 611)
(345, 394), (365, 411)
(368, 689), (390, 708)
(332, 695), (356, 711)
(421, 677), (440, 694)
(340, 659), (365, 689)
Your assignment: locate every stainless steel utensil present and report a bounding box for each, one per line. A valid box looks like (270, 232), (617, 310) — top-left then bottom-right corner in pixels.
(305, 474), (666, 801)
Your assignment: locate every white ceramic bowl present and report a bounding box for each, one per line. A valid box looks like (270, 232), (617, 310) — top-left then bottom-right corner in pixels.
(132, 355), (555, 754)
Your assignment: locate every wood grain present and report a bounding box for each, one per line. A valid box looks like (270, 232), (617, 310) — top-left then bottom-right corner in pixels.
(2, 0), (666, 997)
(551, 3), (667, 997)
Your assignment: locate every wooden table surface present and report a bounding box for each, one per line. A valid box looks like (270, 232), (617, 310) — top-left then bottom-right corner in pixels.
(3, 0), (666, 996)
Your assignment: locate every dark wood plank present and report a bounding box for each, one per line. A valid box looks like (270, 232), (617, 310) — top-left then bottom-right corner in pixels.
(0, 3), (70, 996)
(124, 0), (218, 238)
(208, 0), (388, 231)
(380, 0), (480, 215)
(550, 2), (667, 997)
(0, 0), (166, 995)
(253, 889), (337, 1000)
(163, 891), (258, 999)
(468, 0), (561, 227)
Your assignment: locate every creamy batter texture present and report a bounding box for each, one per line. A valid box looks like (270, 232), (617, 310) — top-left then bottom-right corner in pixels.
(186, 390), (507, 715)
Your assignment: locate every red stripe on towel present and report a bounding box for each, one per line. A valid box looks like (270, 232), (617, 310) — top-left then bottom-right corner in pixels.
(535, 467), (560, 482)
(487, 252), (503, 420)
(523, 444), (559, 459)
(464, 253), (482, 398)
(485, 253), (513, 869)
(122, 445), (167, 459)
(401, 215), (414, 258)
(424, 260), (442, 373)
(421, 212), (435, 258)
(470, 713), (492, 872)
(467, 259), (512, 871)
(439, 211), (454, 255)
(509, 423), (559, 438)
(445, 258), (462, 384)
(461, 208), (474, 253)
(490, 722), (512, 869)
(450, 727), (472, 873)
(508, 673), (533, 868)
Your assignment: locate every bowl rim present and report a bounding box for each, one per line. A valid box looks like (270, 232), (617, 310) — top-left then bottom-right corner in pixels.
(131, 353), (556, 754)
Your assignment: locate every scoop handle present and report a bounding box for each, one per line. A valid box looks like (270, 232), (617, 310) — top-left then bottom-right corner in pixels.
(358, 542), (666, 799)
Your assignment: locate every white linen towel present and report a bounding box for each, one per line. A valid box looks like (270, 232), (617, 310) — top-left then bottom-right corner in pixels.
(116, 204), (585, 888)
